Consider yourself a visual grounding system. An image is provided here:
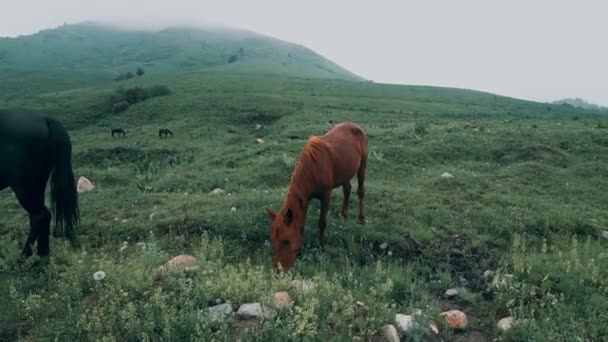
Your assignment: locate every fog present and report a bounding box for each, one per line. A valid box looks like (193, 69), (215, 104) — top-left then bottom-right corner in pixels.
(1, 0), (607, 106)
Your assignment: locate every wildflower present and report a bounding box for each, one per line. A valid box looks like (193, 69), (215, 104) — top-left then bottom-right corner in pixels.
(93, 271), (106, 281)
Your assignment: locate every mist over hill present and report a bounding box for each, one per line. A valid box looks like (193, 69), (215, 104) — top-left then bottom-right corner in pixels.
(0, 21), (362, 81)
(552, 97), (606, 111)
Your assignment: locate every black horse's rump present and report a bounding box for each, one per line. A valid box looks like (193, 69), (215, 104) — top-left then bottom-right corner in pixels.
(111, 128), (126, 137)
(0, 108), (79, 257)
(159, 128), (173, 138)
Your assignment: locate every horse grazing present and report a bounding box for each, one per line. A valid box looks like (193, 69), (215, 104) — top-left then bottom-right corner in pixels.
(111, 128), (126, 137)
(159, 128), (173, 138)
(266, 122), (368, 271)
(0, 109), (79, 257)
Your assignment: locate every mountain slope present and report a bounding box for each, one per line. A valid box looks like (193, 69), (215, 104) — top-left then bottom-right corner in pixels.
(0, 22), (362, 81)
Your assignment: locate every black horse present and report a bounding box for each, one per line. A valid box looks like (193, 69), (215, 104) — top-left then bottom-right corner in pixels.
(159, 128), (174, 138)
(111, 128), (126, 137)
(0, 109), (79, 257)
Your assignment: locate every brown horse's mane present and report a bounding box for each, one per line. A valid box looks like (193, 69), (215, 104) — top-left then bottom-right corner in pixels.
(286, 136), (329, 202)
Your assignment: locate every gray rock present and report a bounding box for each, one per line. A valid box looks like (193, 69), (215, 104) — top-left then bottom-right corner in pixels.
(445, 288), (459, 297)
(602, 230), (608, 240)
(210, 188), (225, 195)
(292, 279), (316, 291)
(237, 303), (269, 319)
(441, 172), (454, 178)
(382, 324), (400, 342)
(395, 314), (417, 332)
(497, 316), (514, 332)
(207, 303), (233, 322)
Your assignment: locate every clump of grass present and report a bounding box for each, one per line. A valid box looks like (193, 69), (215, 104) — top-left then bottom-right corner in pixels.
(494, 234), (608, 340)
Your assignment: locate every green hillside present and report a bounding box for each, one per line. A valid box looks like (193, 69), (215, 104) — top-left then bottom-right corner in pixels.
(1, 23), (608, 342)
(0, 22), (362, 80)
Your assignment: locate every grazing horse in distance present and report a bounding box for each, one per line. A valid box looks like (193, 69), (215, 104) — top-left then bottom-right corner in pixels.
(159, 128), (173, 138)
(266, 122), (368, 271)
(111, 128), (126, 137)
(0, 109), (79, 257)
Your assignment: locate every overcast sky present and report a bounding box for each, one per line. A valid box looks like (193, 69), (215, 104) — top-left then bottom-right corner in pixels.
(1, 0), (607, 105)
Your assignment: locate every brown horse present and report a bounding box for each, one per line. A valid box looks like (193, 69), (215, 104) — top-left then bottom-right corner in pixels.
(266, 122), (368, 271)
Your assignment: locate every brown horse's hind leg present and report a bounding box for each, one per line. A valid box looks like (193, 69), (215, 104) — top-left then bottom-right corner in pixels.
(341, 182), (351, 218)
(357, 158), (367, 223)
(318, 192), (331, 247)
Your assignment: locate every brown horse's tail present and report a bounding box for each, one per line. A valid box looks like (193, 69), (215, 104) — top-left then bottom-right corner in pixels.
(47, 118), (79, 244)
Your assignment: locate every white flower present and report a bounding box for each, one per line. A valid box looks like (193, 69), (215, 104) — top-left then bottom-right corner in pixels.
(93, 271), (106, 281)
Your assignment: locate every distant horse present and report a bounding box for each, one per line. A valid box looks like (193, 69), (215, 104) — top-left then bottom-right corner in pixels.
(0, 109), (79, 257)
(159, 128), (174, 138)
(266, 122), (368, 271)
(111, 128), (126, 137)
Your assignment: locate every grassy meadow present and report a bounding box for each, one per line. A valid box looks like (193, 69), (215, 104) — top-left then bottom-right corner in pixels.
(1, 68), (608, 341)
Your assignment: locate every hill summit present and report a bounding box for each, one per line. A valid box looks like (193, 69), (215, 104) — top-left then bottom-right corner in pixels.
(0, 21), (362, 81)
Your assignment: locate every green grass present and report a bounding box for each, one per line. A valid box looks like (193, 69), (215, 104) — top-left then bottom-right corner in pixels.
(1, 62), (608, 341)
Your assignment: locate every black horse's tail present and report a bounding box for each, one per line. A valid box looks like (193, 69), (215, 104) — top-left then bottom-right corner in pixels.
(47, 118), (79, 243)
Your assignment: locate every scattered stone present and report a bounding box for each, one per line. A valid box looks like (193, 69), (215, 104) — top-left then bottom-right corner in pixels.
(256, 138), (265, 144)
(382, 324), (400, 342)
(237, 303), (268, 319)
(445, 288), (459, 297)
(77, 176), (94, 193)
(207, 303), (233, 322)
(255, 124), (263, 130)
(483, 270), (494, 279)
(230, 207), (237, 212)
(210, 188), (225, 195)
(153, 255), (198, 281)
(441, 310), (468, 329)
(601, 230), (608, 240)
(120, 219), (128, 224)
(395, 314), (417, 332)
(273, 292), (292, 307)
(429, 323), (439, 334)
(291, 279), (316, 291)
(497, 316), (514, 332)
(441, 172), (454, 179)
(380, 242), (388, 250)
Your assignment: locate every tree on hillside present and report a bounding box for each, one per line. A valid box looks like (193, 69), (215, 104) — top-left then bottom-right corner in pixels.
(227, 54), (238, 63)
(136, 67), (144, 77)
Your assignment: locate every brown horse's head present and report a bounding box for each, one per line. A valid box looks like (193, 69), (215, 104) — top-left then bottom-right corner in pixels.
(266, 205), (304, 272)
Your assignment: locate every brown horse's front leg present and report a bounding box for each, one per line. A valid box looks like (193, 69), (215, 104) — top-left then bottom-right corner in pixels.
(318, 192), (331, 247)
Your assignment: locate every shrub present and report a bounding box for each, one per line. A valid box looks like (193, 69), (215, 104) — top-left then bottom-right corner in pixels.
(136, 67), (144, 77)
(413, 121), (429, 136)
(227, 54), (238, 64)
(114, 72), (135, 82)
(107, 85), (171, 112)
(111, 101), (130, 113)
(150, 85), (171, 97)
